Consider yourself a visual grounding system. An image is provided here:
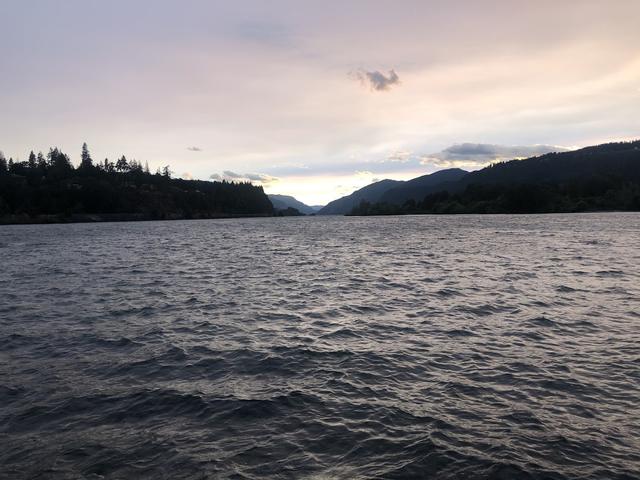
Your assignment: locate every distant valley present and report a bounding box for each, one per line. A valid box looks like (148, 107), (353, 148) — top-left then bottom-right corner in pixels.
(267, 194), (322, 215)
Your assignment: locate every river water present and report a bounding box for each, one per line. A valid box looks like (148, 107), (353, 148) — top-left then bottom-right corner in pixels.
(1, 214), (639, 479)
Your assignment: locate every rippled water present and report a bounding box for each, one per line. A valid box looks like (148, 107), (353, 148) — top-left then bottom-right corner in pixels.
(1, 214), (640, 479)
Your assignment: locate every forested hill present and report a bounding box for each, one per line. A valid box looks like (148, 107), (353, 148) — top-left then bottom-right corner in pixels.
(0, 145), (273, 224)
(318, 179), (404, 215)
(350, 140), (640, 215)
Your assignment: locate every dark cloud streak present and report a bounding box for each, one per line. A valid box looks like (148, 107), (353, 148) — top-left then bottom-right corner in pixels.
(355, 69), (400, 91)
(421, 143), (570, 168)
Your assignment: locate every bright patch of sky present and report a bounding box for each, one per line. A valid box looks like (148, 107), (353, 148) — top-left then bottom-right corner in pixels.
(1, 0), (639, 204)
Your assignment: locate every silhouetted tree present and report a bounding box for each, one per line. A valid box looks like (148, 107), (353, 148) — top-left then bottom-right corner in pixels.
(0, 152), (7, 175)
(129, 159), (143, 173)
(79, 142), (93, 170)
(103, 158), (115, 172)
(28, 151), (37, 170)
(37, 152), (46, 170)
(162, 165), (172, 178)
(115, 155), (129, 172)
(47, 148), (73, 177)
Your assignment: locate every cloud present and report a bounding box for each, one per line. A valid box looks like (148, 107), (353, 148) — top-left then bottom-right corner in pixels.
(187, 146), (202, 152)
(181, 172), (193, 180)
(354, 69), (400, 91)
(244, 172), (279, 184)
(386, 150), (413, 163)
(420, 143), (570, 169)
(222, 170), (244, 179)
(210, 171), (279, 186)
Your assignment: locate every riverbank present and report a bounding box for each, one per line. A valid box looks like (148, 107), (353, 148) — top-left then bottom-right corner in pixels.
(0, 212), (273, 225)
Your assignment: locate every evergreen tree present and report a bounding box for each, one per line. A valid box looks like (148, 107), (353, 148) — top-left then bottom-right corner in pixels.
(162, 165), (172, 178)
(103, 158), (115, 172)
(28, 151), (37, 169)
(80, 142), (93, 170)
(130, 159), (142, 173)
(115, 155), (129, 172)
(37, 152), (46, 169)
(47, 148), (73, 173)
(0, 152), (7, 175)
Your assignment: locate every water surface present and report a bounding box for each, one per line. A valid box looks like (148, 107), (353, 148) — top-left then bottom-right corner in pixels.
(1, 214), (640, 479)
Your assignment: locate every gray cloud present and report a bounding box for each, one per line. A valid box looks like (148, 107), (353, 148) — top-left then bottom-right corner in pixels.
(210, 171), (279, 185)
(355, 69), (400, 91)
(187, 146), (202, 152)
(222, 170), (244, 179)
(420, 143), (570, 168)
(385, 150), (413, 163)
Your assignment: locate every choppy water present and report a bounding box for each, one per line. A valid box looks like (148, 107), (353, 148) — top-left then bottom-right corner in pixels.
(1, 214), (640, 479)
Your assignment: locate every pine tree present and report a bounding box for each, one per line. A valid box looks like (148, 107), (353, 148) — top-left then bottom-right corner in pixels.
(103, 158), (115, 172)
(28, 151), (37, 169)
(0, 152), (7, 174)
(115, 155), (129, 172)
(80, 142), (93, 169)
(37, 152), (46, 169)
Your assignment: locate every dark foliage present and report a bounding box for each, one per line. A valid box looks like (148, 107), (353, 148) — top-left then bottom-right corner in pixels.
(0, 145), (273, 223)
(349, 141), (640, 215)
(275, 207), (305, 216)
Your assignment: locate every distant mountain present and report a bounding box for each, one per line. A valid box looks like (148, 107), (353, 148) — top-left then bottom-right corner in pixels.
(456, 141), (640, 188)
(317, 179), (404, 215)
(379, 168), (468, 205)
(349, 140), (640, 215)
(268, 194), (317, 215)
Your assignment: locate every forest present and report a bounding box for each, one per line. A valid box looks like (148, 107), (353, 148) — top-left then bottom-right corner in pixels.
(350, 141), (640, 215)
(0, 144), (273, 224)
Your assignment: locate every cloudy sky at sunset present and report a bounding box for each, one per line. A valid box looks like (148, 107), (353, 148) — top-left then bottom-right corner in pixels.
(2, 0), (639, 204)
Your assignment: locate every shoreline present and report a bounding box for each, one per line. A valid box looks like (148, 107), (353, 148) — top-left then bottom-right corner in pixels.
(0, 212), (273, 226)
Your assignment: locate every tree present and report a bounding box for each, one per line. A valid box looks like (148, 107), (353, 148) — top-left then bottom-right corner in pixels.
(37, 152), (46, 170)
(0, 152), (6, 175)
(80, 142), (93, 170)
(103, 158), (115, 172)
(47, 148), (73, 174)
(115, 155), (129, 172)
(129, 159), (142, 173)
(162, 165), (172, 178)
(28, 151), (37, 169)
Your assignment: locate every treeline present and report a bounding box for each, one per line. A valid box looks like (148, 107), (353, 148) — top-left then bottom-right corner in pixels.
(0, 144), (273, 223)
(350, 179), (640, 215)
(350, 140), (640, 215)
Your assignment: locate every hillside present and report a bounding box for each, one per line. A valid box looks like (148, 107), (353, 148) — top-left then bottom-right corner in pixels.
(317, 179), (404, 215)
(350, 140), (640, 215)
(268, 194), (319, 215)
(0, 147), (273, 224)
(379, 168), (468, 204)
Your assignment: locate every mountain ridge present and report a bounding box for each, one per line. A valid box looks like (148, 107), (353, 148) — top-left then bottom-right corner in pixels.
(349, 140), (640, 215)
(268, 194), (319, 215)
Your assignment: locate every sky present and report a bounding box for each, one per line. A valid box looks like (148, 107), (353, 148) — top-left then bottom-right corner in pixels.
(1, 0), (639, 205)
